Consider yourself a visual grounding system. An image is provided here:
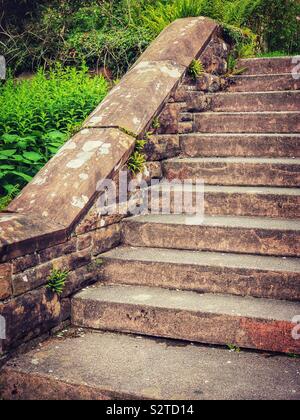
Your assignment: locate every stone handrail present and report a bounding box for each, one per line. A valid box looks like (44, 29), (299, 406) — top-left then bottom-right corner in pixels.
(0, 17), (225, 357)
(0, 17), (217, 262)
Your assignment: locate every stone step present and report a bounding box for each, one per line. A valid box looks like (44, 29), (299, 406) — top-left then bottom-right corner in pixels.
(204, 185), (300, 219)
(228, 74), (300, 93)
(148, 183), (300, 219)
(148, 184), (300, 219)
(180, 133), (300, 158)
(2, 330), (300, 400)
(100, 246), (300, 301)
(163, 157), (300, 188)
(207, 91), (300, 112)
(192, 112), (300, 134)
(122, 214), (300, 257)
(238, 57), (296, 75)
(72, 285), (300, 354)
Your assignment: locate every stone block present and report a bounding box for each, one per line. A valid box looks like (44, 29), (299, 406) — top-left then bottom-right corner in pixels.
(0, 263), (12, 300)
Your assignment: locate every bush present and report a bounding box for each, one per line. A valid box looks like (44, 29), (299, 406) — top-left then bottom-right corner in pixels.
(142, 0), (300, 56)
(246, 0), (300, 53)
(0, 0), (156, 77)
(65, 26), (153, 77)
(1, 1), (299, 78)
(0, 64), (108, 202)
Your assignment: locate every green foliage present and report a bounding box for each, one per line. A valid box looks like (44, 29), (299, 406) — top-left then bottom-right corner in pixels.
(128, 140), (147, 175)
(47, 269), (68, 295)
(227, 344), (241, 353)
(1, 1), (299, 78)
(128, 152), (147, 175)
(135, 139), (147, 152)
(1, 0), (155, 77)
(0, 185), (20, 211)
(227, 53), (237, 73)
(0, 64), (108, 201)
(246, 0), (300, 54)
(188, 59), (204, 79)
(256, 51), (295, 59)
(222, 24), (257, 58)
(226, 53), (247, 75)
(142, 0), (299, 56)
(287, 353), (300, 359)
(65, 26), (153, 78)
(152, 117), (161, 131)
(1, 0), (299, 204)
(87, 258), (104, 271)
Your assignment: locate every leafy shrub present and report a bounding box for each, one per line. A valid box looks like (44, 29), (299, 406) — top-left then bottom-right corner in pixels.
(0, 64), (108, 199)
(65, 26), (153, 77)
(0, 184), (19, 211)
(246, 0), (300, 54)
(0, 0), (156, 77)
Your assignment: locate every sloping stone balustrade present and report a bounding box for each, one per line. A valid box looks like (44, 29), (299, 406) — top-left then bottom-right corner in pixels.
(0, 17), (219, 358)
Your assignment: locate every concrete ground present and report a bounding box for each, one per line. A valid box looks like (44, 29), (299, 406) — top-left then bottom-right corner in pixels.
(1, 330), (299, 400)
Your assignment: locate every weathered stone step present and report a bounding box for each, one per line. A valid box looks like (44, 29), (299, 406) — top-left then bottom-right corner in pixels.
(207, 91), (300, 112)
(72, 285), (300, 354)
(228, 74), (300, 93)
(2, 330), (299, 400)
(163, 157), (300, 188)
(238, 57), (295, 75)
(100, 246), (300, 301)
(122, 214), (300, 257)
(204, 185), (300, 219)
(180, 133), (300, 158)
(148, 184), (300, 219)
(148, 183), (300, 218)
(192, 112), (300, 134)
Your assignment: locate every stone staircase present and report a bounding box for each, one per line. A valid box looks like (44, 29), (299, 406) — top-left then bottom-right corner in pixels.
(1, 56), (300, 400)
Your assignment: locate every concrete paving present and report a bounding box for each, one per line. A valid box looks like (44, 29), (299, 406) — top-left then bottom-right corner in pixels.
(1, 331), (299, 400)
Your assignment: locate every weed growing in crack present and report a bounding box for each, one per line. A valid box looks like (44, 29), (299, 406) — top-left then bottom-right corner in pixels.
(47, 269), (69, 296)
(188, 59), (204, 79)
(152, 117), (161, 131)
(227, 343), (241, 353)
(128, 151), (146, 175)
(127, 138), (147, 175)
(226, 53), (248, 76)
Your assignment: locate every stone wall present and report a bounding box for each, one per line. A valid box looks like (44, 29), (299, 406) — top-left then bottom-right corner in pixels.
(0, 18), (230, 362)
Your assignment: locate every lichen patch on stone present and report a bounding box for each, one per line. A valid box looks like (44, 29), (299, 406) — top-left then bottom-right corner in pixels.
(67, 152), (93, 169)
(32, 176), (47, 186)
(160, 65), (182, 78)
(100, 143), (111, 155)
(71, 196), (89, 209)
(82, 141), (104, 152)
